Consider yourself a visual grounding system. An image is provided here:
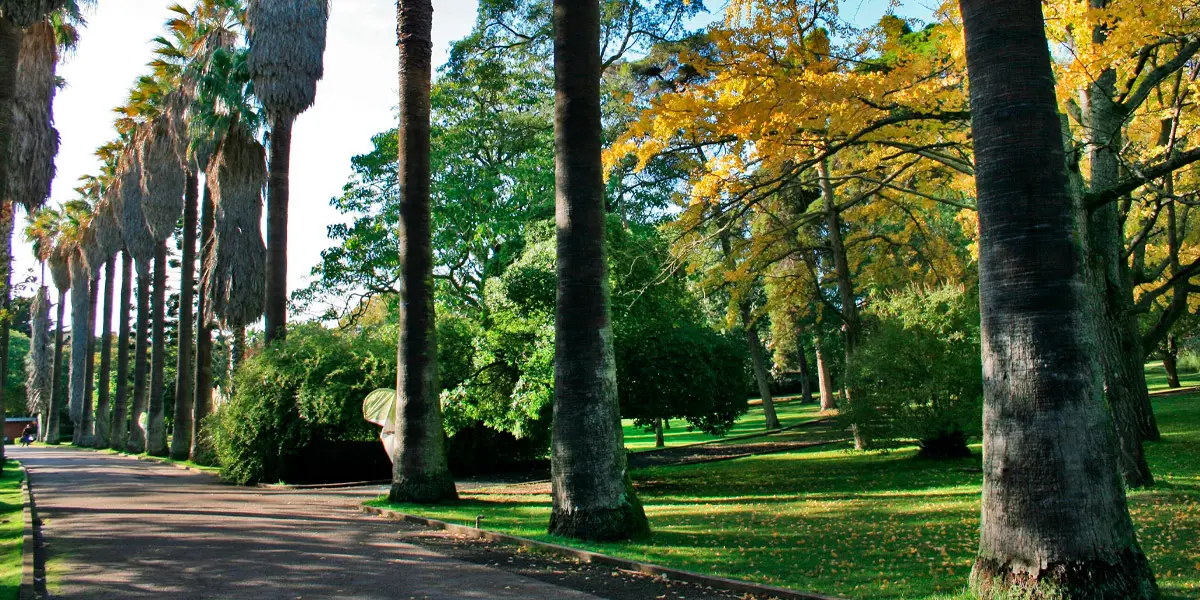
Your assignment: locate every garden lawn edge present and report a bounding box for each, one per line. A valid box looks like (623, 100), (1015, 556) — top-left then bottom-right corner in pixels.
(360, 504), (846, 600)
(18, 465), (45, 600)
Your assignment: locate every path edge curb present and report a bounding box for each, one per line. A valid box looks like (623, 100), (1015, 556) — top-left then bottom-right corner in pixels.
(20, 466), (47, 600)
(361, 504), (845, 600)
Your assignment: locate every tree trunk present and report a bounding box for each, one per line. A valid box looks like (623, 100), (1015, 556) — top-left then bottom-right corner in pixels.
(796, 335), (813, 404)
(170, 170), (198, 460)
(263, 116), (292, 344)
(960, 1), (1157, 596)
(110, 251), (132, 450)
(818, 159), (867, 449)
(0, 18), (20, 204)
(1082, 0), (1153, 487)
(68, 253), (89, 445)
(654, 418), (664, 448)
(230, 325), (245, 374)
(547, 0), (647, 542)
(93, 257), (115, 448)
(0, 201), (10, 464)
(46, 289), (65, 444)
(146, 242), (168, 456)
(126, 261), (150, 453)
(80, 277), (98, 446)
(192, 185), (215, 463)
(1162, 335), (1180, 388)
(815, 338), (836, 411)
(389, 0), (457, 505)
(741, 304), (779, 429)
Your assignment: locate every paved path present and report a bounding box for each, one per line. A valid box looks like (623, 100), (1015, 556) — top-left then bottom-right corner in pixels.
(14, 446), (599, 600)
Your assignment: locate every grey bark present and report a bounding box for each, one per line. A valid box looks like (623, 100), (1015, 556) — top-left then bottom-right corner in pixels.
(146, 242), (168, 456)
(547, 0), (647, 542)
(389, 0), (457, 504)
(110, 251), (132, 450)
(741, 305), (779, 429)
(68, 253), (88, 445)
(0, 201), (10, 464)
(192, 186), (215, 462)
(1161, 335), (1180, 389)
(170, 170), (198, 460)
(80, 277), (98, 445)
(126, 261), (150, 453)
(93, 257), (115, 448)
(46, 289), (65, 444)
(960, 1), (1157, 596)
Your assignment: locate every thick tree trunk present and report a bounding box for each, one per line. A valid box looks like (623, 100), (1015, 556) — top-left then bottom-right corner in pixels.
(1083, 4), (1153, 487)
(815, 339), (836, 411)
(960, 2), (1157, 596)
(230, 325), (245, 374)
(741, 305), (779, 429)
(80, 277), (98, 446)
(0, 202), (10, 464)
(263, 116), (292, 344)
(110, 251), (132, 450)
(796, 335), (813, 404)
(192, 186), (215, 463)
(389, 0), (457, 504)
(126, 261), (151, 453)
(68, 253), (89, 445)
(818, 159), (867, 449)
(0, 18), (19, 204)
(146, 242), (168, 456)
(46, 289), (66, 444)
(1162, 335), (1180, 388)
(547, 0), (647, 542)
(93, 257), (115, 448)
(170, 171), (198, 460)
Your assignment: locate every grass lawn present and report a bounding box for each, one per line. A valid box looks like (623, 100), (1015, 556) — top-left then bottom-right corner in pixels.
(0, 459), (24, 600)
(1146, 360), (1200, 392)
(622, 398), (825, 452)
(375, 391), (1200, 600)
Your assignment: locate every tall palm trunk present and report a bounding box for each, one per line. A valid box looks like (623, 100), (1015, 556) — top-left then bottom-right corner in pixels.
(0, 18), (19, 203)
(818, 159), (867, 449)
(389, 0), (456, 504)
(0, 201), (11, 465)
(125, 262), (150, 453)
(46, 288), (65, 443)
(146, 242), (168, 456)
(547, 0), (647, 542)
(192, 185), (215, 462)
(80, 277), (98, 445)
(263, 116), (292, 344)
(93, 257), (115, 448)
(110, 251), (132, 450)
(170, 171), (198, 460)
(960, 1), (1157, 596)
(68, 254), (89, 445)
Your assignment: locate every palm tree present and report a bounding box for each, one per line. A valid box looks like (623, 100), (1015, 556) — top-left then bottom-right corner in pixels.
(546, 0), (648, 542)
(44, 229), (70, 444)
(958, 0), (1157, 596)
(110, 249), (132, 450)
(115, 146), (156, 453)
(387, 0), (456, 504)
(61, 204), (90, 445)
(245, 0), (329, 343)
(84, 196), (122, 448)
(24, 207), (60, 439)
(0, 1), (66, 201)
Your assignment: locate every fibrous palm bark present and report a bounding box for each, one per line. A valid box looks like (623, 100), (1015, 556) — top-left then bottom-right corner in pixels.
(203, 124), (266, 332)
(67, 250), (89, 445)
(245, 0), (329, 344)
(388, 0), (456, 504)
(547, 0), (648, 542)
(960, 0), (1158, 596)
(25, 286), (51, 438)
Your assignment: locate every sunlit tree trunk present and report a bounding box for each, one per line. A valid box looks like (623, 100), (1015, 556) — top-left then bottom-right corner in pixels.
(547, 0), (647, 542)
(93, 257), (115, 448)
(264, 117), (292, 344)
(960, 1), (1158, 596)
(68, 252), (89, 445)
(126, 262), (150, 453)
(815, 339), (835, 411)
(740, 304), (779, 429)
(192, 186), (215, 462)
(79, 277), (98, 445)
(46, 288), (65, 444)
(1161, 335), (1180, 389)
(145, 243), (168, 456)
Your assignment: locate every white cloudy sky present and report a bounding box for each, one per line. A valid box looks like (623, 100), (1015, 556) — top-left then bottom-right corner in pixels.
(29, 0), (931, 331)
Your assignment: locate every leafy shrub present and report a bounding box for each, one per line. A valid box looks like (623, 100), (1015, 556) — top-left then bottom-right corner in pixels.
(847, 284), (981, 458)
(209, 324), (396, 484)
(616, 325), (750, 436)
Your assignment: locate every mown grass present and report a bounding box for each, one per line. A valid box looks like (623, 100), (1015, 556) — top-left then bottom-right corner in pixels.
(1146, 360), (1200, 392)
(622, 398), (825, 452)
(0, 459), (25, 600)
(375, 391), (1200, 599)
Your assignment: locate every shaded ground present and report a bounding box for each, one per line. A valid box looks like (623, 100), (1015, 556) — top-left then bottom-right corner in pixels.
(13, 446), (748, 600)
(628, 419), (847, 469)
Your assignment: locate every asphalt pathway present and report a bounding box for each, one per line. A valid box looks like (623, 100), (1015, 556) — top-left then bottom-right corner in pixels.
(14, 446), (600, 600)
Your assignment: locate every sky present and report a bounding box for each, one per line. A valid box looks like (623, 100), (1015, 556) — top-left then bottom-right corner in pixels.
(28, 0), (935, 332)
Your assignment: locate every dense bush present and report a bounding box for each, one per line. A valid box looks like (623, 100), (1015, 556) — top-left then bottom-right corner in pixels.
(846, 284), (982, 458)
(616, 325), (750, 436)
(208, 324), (396, 484)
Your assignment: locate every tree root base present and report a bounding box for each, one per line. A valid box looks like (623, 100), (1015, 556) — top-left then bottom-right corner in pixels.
(971, 548), (1159, 600)
(389, 472), (458, 505)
